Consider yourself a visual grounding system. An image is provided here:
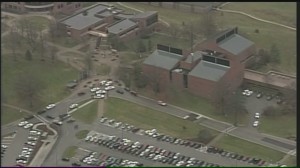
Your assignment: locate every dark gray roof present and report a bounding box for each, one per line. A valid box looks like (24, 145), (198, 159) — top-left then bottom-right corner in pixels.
(185, 51), (203, 63)
(115, 13), (134, 19)
(218, 34), (254, 55)
(107, 19), (137, 35)
(60, 4), (108, 30)
(143, 50), (183, 70)
(132, 11), (157, 19)
(97, 10), (113, 17)
(189, 60), (229, 81)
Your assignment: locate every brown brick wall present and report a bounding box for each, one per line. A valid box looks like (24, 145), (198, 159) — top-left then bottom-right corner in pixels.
(171, 71), (185, 88)
(142, 64), (170, 90)
(187, 75), (217, 99)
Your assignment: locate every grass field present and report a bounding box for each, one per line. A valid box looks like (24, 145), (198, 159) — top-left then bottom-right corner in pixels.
(62, 146), (78, 158)
(212, 134), (285, 162)
(52, 36), (80, 48)
(104, 97), (219, 142)
(259, 114), (296, 138)
(138, 85), (248, 125)
(71, 101), (98, 124)
(23, 16), (50, 31)
(119, 2), (202, 25)
(75, 130), (89, 139)
(281, 156), (296, 167)
(1, 106), (28, 125)
(223, 2), (296, 27)
(1, 50), (78, 111)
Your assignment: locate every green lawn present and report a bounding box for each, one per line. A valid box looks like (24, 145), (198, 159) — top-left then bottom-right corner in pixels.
(62, 146), (78, 158)
(52, 36), (80, 48)
(119, 51), (141, 65)
(96, 63), (111, 76)
(23, 16), (50, 31)
(104, 97), (219, 142)
(281, 156), (296, 167)
(223, 2), (296, 27)
(71, 100), (98, 124)
(119, 2), (202, 25)
(138, 85), (248, 125)
(75, 130), (89, 139)
(259, 114), (296, 138)
(1, 51), (78, 111)
(1, 106), (28, 125)
(212, 134), (285, 162)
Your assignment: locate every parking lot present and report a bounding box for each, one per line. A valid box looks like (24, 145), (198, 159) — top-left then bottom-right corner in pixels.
(243, 88), (279, 129)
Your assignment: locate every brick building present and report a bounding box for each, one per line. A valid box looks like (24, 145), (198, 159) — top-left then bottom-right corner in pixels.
(59, 3), (159, 40)
(1, 2), (81, 15)
(142, 28), (256, 100)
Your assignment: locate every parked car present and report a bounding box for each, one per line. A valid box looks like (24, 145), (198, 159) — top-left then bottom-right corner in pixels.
(256, 92), (262, 98)
(46, 104), (56, 110)
(157, 101), (167, 106)
(62, 158), (70, 162)
(69, 103), (79, 109)
(130, 91), (137, 96)
(77, 92), (86, 96)
(266, 94), (273, 101)
(116, 89), (124, 94)
(254, 113), (260, 119)
(37, 110), (46, 114)
(253, 121), (259, 127)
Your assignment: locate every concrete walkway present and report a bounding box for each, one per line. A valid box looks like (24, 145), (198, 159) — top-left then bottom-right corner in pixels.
(29, 123), (58, 166)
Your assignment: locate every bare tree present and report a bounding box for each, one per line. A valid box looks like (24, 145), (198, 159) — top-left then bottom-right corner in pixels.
(223, 90), (246, 126)
(7, 26), (19, 61)
(84, 51), (94, 77)
(168, 23), (181, 40)
(39, 31), (46, 61)
(15, 72), (44, 108)
(200, 13), (217, 38)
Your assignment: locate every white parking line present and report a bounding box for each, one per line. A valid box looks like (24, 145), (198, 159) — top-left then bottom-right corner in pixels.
(78, 147), (91, 153)
(1, 142), (11, 145)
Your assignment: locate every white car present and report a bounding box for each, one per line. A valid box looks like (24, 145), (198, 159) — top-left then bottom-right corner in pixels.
(18, 121), (29, 127)
(94, 94), (105, 99)
(99, 80), (107, 85)
(96, 90), (106, 94)
(253, 121), (259, 127)
(69, 103), (78, 109)
(104, 86), (115, 91)
(46, 104), (56, 110)
(158, 101), (167, 106)
(254, 112), (260, 119)
(242, 89), (253, 96)
(24, 123), (33, 129)
(28, 137), (38, 141)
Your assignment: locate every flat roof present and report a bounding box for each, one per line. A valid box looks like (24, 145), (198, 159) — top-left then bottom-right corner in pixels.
(185, 51), (203, 63)
(132, 11), (157, 19)
(60, 4), (108, 30)
(218, 34), (254, 55)
(189, 60), (229, 82)
(143, 50), (183, 70)
(107, 19), (137, 35)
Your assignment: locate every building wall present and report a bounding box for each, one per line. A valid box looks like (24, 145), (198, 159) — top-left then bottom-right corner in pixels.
(2, 2), (81, 14)
(142, 64), (171, 90)
(187, 75), (217, 99)
(171, 71), (185, 88)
